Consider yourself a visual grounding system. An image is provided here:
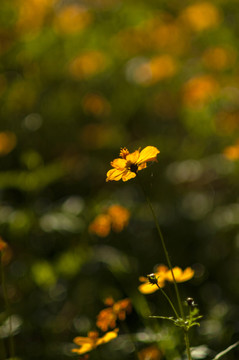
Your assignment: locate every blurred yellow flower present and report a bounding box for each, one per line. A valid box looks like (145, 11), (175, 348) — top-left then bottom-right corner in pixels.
(106, 146), (160, 182)
(180, 2), (221, 31)
(16, 0), (56, 33)
(96, 297), (131, 331)
(0, 132), (17, 156)
(69, 51), (107, 80)
(72, 328), (119, 355)
(89, 214), (112, 237)
(138, 345), (162, 360)
(138, 265), (194, 294)
(202, 46), (237, 71)
(182, 75), (219, 107)
(54, 5), (92, 34)
(107, 205), (130, 232)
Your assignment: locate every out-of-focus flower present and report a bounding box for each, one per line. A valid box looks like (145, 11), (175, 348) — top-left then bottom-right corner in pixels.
(138, 265), (169, 294)
(16, 0), (56, 33)
(126, 55), (177, 86)
(96, 297), (131, 331)
(53, 5), (92, 34)
(72, 328), (119, 355)
(138, 345), (162, 360)
(69, 51), (107, 80)
(89, 205), (130, 237)
(0, 238), (12, 265)
(180, 2), (221, 31)
(182, 75), (219, 107)
(82, 93), (111, 117)
(0, 132), (17, 156)
(202, 47), (237, 71)
(106, 146), (160, 182)
(223, 141), (239, 160)
(107, 205), (130, 232)
(138, 265), (194, 294)
(0, 237), (8, 252)
(89, 214), (111, 237)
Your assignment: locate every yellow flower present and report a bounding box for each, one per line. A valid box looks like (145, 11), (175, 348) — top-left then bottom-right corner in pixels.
(138, 265), (194, 294)
(106, 146), (160, 182)
(72, 328), (119, 355)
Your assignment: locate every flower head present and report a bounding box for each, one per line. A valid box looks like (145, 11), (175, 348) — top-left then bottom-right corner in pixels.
(72, 328), (119, 355)
(138, 265), (194, 294)
(106, 146), (160, 182)
(96, 297), (131, 332)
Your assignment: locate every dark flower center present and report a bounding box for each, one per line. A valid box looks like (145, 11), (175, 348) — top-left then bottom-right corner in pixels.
(129, 163), (138, 173)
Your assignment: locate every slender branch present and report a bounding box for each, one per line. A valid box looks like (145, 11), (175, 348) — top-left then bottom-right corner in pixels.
(137, 174), (184, 319)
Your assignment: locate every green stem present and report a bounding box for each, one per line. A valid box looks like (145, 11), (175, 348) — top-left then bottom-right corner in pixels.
(156, 284), (179, 319)
(0, 253), (15, 358)
(137, 174), (184, 320)
(184, 330), (192, 360)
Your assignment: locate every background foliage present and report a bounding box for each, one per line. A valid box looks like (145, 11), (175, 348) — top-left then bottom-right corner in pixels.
(1, 0), (239, 359)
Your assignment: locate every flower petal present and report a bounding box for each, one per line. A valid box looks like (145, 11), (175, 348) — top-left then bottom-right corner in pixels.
(138, 283), (159, 294)
(166, 267), (194, 282)
(72, 343), (94, 354)
(122, 171), (137, 182)
(106, 168), (125, 182)
(126, 150), (140, 164)
(111, 158), (127, 169)
(96, 329), (119, 346)
(137, 146), (160, 165)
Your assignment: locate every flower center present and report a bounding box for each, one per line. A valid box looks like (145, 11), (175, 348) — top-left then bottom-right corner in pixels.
(128, 162), (138, 173)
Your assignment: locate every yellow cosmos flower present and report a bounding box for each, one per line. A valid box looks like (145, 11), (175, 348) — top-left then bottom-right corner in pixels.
(106, 146), (160, 182)
(72, 328), (119, 355)
(138, 265), (194, 294)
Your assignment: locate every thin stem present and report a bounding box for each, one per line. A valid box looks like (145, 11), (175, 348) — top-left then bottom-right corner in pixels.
(0, 253), (15, 358)
(184, 330), (192, 360)
(137, 174), (184, 319)
(156, 284), (179, 319)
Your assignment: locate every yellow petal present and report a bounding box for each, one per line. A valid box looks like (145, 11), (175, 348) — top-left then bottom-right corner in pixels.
(137, 146), (160, 165)
(166, 267), (194, 282)
(72, 343), (94, 354)
(126, 150), (140, 164)
(122, 171), (137, 181)
(73, 337), (93, 345)
(97, 329), (119, 345)
(106, 168), (125, 182)
(138, 283), (159, 294)
(111, 158), (127, 169)
(137, 162), (147, 171)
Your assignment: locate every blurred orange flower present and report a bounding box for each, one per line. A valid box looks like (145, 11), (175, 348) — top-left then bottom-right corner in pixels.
(96, 297), (131, 331)
(54, 5), (92, 34)
(82, 93), (111, 117)
(138, 345), (162, 360)
(89, 204), (130, 237)
(0, 237), (8, 252)
(72, 328), (119, 355)
(138, 265), (194, 294)
(89, 214), (111, 237)
(69, 51), (107, 80)
(223, 141), (239, 160)
(106, 146), (160, 182)
(0, 132), (17, 156)
(180, 2), (221, 31)
(182, 75), (219, 107)
(107, 205), (130, 232)
(202, 47), (237, 71)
